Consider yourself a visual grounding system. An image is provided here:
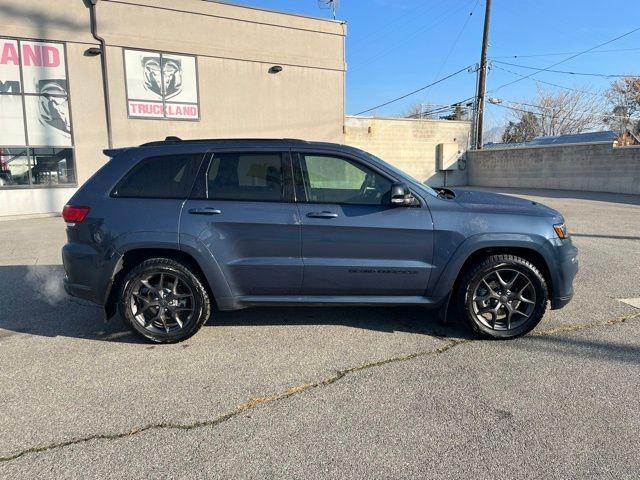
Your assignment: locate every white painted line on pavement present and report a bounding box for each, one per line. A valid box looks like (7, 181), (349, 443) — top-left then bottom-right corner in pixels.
(618, 298), (640, 309)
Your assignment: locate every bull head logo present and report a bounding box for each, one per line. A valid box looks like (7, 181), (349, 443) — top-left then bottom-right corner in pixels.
(142, 56), (182, 100)
(37, 79), (71, 137)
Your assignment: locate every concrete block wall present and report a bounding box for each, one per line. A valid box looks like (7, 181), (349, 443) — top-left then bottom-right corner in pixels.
(343, 116), (471, 187)
(467, 143), (640, 195)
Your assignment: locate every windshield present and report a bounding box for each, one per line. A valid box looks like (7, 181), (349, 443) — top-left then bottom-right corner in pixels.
(357, 150), (439, 197)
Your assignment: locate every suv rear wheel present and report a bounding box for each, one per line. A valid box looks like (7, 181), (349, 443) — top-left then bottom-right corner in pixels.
(118, 258), (211, 343)
(457, 254), (548, 339)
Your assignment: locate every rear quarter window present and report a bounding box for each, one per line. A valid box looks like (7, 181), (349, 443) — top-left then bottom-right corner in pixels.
(112, 153), (203, 199)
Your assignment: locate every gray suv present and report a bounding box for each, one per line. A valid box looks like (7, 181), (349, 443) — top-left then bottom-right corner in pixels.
(62, 138), (578, 343)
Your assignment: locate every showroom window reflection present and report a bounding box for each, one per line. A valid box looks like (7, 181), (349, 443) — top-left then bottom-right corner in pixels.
(0, 37), (76, 188)
(0, 147), (75, 187)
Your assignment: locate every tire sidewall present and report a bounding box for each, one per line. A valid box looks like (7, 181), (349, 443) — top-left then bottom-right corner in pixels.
(463, 259), (548, 339)
(119, 261), (208, 343)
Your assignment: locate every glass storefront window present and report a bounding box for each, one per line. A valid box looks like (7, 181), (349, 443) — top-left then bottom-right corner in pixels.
(30, 148), (75, 185)
(0, 147), (75, 187)
(0, 37), (75, 189)
(0, 148), (30, 186)
(0, 95), (26, 145)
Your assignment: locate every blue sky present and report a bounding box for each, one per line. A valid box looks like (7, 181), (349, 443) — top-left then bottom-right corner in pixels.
(229, 0), (640, 132)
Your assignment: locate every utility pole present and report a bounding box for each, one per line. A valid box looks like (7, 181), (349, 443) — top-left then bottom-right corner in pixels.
(475, 0), (492, 149)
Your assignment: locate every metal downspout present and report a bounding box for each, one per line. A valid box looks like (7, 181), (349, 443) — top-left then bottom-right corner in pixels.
(88, 0), (113, 148)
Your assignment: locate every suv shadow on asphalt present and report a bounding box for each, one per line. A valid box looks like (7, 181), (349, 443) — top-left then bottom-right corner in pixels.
(0, 265), (474, 343)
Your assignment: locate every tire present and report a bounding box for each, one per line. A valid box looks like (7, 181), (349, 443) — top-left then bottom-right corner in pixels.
(456, 254), (548, 339)
(118, 258), (211, 343)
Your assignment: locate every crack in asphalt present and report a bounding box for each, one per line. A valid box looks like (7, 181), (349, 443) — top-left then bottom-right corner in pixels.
(0, 339), (467, 463)
(2, 311), (639, 463)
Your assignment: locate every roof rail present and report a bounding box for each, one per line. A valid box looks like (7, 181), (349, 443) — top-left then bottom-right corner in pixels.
(139, 137), (312, 147)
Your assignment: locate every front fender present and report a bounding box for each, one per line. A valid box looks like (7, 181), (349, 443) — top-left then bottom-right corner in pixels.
(429, 232), (554, 298)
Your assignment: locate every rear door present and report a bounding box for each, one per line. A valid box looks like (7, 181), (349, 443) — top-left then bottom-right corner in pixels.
(293, 150), (434, 296)
(180, 149), (302, 296)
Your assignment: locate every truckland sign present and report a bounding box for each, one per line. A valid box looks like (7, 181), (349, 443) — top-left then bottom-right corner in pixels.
(124, 49), (199, 120)
(0, 38), (72, 147)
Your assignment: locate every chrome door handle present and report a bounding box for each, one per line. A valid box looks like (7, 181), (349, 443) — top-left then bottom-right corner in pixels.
(188, 208), (222, 215)
(307, 211), (338, 219)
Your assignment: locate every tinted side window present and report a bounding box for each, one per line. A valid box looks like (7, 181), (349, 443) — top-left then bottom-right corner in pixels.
(300, 154), (392, 205)
(207, 153), (283, 202)
(112, 153), (202, 198)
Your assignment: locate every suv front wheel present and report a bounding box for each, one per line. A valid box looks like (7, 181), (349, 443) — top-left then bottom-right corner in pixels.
(119, 258), (211, 343)
(458, 254), (548, 339)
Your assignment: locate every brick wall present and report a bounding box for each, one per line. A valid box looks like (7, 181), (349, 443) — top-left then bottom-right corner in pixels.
(343, 116), (471, 187)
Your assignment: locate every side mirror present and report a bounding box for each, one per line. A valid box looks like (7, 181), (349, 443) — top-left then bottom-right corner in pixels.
(390, 182), (413, 206)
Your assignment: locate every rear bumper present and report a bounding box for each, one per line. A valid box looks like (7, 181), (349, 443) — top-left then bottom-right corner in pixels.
(63, 275), (99, 303)
(62, 242), (120, 306)
(548, 238), (579, 310)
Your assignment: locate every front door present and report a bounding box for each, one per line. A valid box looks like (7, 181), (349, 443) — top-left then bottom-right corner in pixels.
(180, 150), (302, 296)
(294, 151), (434, 296)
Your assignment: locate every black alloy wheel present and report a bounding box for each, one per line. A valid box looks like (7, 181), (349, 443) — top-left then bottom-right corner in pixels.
(458, 254), (548, 339)
(119, 258), (211, 343)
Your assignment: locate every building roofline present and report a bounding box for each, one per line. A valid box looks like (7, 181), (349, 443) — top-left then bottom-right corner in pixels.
(475, 140), (615, 152)
(205, 0), (346, 24)
(104, 1), (346, 37)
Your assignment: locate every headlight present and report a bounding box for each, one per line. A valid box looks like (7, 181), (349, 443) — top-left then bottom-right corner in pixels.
(553, 223), (569, 239)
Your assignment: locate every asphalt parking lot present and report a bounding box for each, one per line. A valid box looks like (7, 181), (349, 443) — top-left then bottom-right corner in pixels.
(1, 187), (639, 479)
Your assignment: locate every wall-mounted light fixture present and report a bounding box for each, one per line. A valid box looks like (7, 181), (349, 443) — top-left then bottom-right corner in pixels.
(268, 65), (283, 74)
(84, 47), (102, 56)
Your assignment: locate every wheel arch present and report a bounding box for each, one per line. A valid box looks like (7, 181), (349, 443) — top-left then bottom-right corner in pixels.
(450, 246), (552, 301)
(104, 247), (215, 319)
(433, 234), (554, 300)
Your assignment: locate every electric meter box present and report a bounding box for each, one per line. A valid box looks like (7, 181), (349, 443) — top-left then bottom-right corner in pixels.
(437, 143), (461, 171)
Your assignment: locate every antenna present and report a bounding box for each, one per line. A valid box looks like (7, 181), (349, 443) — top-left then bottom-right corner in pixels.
(317, 0), (339, 19)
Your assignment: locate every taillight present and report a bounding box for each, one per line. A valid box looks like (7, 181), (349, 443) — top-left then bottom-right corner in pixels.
(62, 205), (90, 223)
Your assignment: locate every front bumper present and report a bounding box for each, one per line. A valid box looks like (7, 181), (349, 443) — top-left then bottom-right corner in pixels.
(548, 237), (579, 309)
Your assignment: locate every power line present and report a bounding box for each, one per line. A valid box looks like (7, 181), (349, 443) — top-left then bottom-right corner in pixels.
(490, 99), (629, 121)
(407, 105), (455, 119)
(488, 25), (640, 94)
(354, 65), (472, 115)
(348, 1), (443, 53)
(349, 1), (472, 71)
(432, 0), (481, 81)
(491, 64), (603, 97)
(407, 104), (459, 119)
(404, 95), (477, 119)
(406, 96), (476, 118)
(493, 60), (639, 78)
(490, 46), (640, 59)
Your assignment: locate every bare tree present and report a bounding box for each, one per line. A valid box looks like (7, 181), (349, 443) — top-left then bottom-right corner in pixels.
(533, 87), (604, 136)
(403, 102), (439, 119)
(604, 76), (640, 134)
(502, 87), (603, 140)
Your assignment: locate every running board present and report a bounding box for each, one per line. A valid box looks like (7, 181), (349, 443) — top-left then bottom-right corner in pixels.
(234, 295), (443, 308)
